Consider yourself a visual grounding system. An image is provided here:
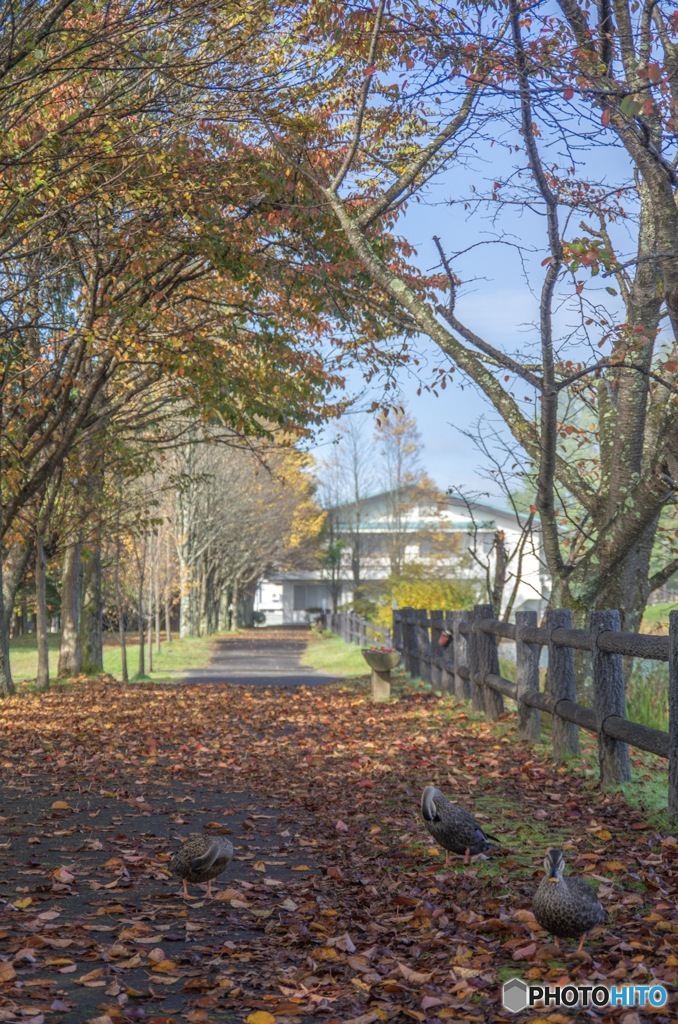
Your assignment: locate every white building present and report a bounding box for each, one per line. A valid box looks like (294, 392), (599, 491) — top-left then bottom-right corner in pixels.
(254, 488), (549, 625)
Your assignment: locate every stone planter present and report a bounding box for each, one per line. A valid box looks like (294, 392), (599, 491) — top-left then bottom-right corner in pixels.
(361, 648), (401, 701)
(361, 649), (401, 672)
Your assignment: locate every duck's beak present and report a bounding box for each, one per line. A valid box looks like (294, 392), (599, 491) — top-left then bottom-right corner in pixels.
(548, 875), (559, 883)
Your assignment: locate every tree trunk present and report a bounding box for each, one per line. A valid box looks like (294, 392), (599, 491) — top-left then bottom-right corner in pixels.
(147, 534), (153, 673)
(80, 542), (104, 674)
(58, 541), (82, 678)
(114, 532), (128, 684)
(0, 409), (12, 697)
(137, 540), (146, 678)
(20, 591), (28, 635)
(35, 535), (50, 690)
(154, 541), (161, 654)
(164, 527), (172, 643)
(178, 549), (191, 639)
(231, 579), (239, 631)
(0, 613), (13, 696)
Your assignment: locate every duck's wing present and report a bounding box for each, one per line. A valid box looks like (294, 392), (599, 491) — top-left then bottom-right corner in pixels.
(421, 786), (447, 822)
(568, 878), (607, 919)
(189, 839), (229, 873)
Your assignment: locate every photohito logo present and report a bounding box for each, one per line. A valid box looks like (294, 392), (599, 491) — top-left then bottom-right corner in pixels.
(502, 978), (668, 1013)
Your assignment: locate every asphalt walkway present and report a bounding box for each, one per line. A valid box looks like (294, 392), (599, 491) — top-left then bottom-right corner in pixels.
(180, 627), (346, 687)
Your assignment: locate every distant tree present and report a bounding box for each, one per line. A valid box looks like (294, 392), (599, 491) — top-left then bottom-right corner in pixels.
(374, 404), (440, 576)
(318, 417), (377, 601)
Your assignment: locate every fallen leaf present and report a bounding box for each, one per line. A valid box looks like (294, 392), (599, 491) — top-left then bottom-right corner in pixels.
(398, 962), (432, 984)
(513, 942), (537, 960)
(0, 962), (17, 982)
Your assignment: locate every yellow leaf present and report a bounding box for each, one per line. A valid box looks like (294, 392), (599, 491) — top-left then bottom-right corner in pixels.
(314, 947), (339, 960)
(51, 800), (71, 810)
(0, 962), (16, 982)
(604, 860), (625, 871)
(151, 960), (179, 974)
(245, 1013), (276, 1024)
(252, 860), (266, 872)
(14, 897), (32, 909)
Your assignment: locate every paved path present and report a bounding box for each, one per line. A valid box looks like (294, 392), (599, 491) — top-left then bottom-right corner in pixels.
(180, 628), (346, 687)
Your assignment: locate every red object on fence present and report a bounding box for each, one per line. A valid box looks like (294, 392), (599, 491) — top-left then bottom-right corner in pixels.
(438, 630), (452, 648)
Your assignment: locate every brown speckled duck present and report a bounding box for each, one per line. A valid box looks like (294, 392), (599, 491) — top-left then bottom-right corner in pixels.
(170, 836), (234, 898)
(533, 848), (607, 952)
(421, 785), (500, 865)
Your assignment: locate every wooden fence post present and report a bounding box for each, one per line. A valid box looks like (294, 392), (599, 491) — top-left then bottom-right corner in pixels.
(468, 606), (485, 713)
(359, 616), (368, 648)
(669, 611), (678, 823)
(451, 611), (471, 701)
(392, 608), (403, 652)
(516, 610), (541, 741)
(415, 609), (431, 684)
(401, 607), (417, 677)
(546, 608), (579, 759)
(591, 610), (631, 786)
(430, 609), (444, 692)
(474, 603), (504, 721)
(440, 610), (456, 695)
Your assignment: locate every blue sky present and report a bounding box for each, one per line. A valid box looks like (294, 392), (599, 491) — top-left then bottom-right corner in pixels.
(309, 94), (638, 504)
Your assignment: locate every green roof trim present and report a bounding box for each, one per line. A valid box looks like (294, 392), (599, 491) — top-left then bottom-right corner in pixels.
(334, 519), (496, 531)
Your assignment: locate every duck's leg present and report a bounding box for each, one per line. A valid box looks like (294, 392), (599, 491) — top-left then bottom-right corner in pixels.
(576, 933), (586, 954)
(445, 851), (450, 868)
(206, 879), (213, 898)
(182, 879), (189, 899)
(553, 937), (560, 950)
(463, 848), (470, 865)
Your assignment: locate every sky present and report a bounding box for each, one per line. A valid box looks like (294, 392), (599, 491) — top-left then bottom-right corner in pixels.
(309, 128), (636, 507)
(309, 198), (545, 505)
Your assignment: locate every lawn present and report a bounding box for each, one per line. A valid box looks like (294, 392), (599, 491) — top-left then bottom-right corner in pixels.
(300, 628), (370, 677)
(9, 631), (217, 687)
(641, 599), (678, 632)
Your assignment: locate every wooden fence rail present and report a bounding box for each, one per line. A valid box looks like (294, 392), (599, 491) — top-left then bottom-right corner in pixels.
(385, 604), (676, 820)
(325, 611), (391, 649)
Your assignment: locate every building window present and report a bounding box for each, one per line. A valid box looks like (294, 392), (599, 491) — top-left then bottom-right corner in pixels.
(293, 584), (329, 610)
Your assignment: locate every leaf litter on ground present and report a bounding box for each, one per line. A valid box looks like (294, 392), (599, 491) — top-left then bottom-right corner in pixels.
(0, 677), (675, 1023)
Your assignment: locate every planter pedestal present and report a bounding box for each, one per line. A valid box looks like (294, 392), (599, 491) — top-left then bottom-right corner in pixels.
(361, 649), (401, 703)
(370, 667), (392, 702)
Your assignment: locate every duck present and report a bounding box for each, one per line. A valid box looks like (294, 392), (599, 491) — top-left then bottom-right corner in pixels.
(533, 848), (607, 952)
(421, 785), (500, 865)
(170, 835), (234, 898)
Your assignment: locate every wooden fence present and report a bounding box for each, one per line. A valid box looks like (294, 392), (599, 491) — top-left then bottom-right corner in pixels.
(384, 604), (676, 820)
(325, 610), (391, 649)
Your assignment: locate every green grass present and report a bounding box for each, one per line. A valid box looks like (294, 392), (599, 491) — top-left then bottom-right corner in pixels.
(102, 634), (217, 684)
(301, 630), (369, 678)
(11, 631), (217, 687)
(9, 632), (62, 682)
(626, 662), (669, 732)
(641, 600), (678, 631)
